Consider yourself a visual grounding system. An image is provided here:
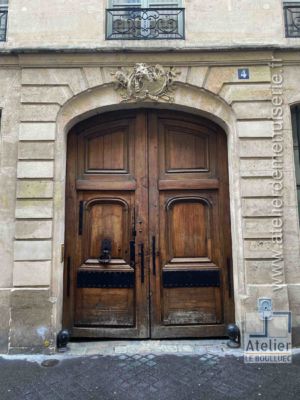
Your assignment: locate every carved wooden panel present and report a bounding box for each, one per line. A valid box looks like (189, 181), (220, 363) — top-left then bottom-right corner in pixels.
(167, 197), (211, 260)
(84, 198), (129, 262)
(86, 129), (128, 173)
(76, 116), (136, 184)
(158, 118), (218, 184)
(163, 287), (222, 325)
(165, 129), (209, 172)
(75, 288), (134, 326)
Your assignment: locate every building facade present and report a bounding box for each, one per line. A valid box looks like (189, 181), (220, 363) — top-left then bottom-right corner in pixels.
(0, 0), (300, 353)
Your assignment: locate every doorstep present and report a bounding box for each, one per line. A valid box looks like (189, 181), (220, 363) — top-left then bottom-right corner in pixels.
(67, 339), (244, 357)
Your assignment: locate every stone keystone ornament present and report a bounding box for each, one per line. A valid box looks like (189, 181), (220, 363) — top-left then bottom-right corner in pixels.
(112, 63), (180, 102)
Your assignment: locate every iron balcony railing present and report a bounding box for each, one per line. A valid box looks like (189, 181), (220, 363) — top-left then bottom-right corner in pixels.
(0, 8), (7, 41)
(106, 7), (185, 40)
(284, 3), (300, 37)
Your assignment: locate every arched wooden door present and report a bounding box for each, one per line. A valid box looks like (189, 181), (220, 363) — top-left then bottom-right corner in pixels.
(63, 110), (234, 338)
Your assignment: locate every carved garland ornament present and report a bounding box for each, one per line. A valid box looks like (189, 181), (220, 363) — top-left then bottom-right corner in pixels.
(112, 63), (180, 102)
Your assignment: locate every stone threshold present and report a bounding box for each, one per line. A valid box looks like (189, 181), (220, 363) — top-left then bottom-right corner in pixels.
(67, 339), (243, 357)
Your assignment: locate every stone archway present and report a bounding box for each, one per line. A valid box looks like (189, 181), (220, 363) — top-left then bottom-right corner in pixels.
(52, 83), (243, 339)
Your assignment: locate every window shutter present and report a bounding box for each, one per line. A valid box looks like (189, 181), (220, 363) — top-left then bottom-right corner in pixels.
(109, 0), (141, 7)
(148, 0), (181, 7)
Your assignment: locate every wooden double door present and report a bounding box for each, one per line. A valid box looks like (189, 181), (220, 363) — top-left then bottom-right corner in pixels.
(63, 110), (234, 338)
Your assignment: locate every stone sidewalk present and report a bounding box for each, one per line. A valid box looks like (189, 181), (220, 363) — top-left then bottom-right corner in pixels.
(1, 341), (300, 400)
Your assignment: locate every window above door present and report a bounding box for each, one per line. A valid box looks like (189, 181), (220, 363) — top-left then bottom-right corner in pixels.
(284, 1), (300, 37)
(106, 0), (185, 40)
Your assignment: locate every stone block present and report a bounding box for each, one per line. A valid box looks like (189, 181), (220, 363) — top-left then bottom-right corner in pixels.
(15, 220), (52, 239)
(13, 261), (51, 286)
(241, 178), (274, 197)
(242, 198), (275, 217)
(15, 200), (53, 219)
(283, 172), (300, 207)
(244, 239), (282, 259)
(186, 67), (208, 87)
(245, 260), (274, 285)
(239, 139), (273, 158)
(17, 161), (54, 178)
(0, 220), (14, 288)
(21, 104), (60, 122)
(176, 67), (189, 84)
(283, 66), (300, 91)
(10, 289), (52, 350)
(18, 142), (54, 160)
(21, 86), (71, 105)
(220, 84), (271, 104)
(243, 218), (274, 239)
(0, 290), (10, 353)
(232, 101), (272, 120)
(19, 123), (56, 141)
(14, 240), (52, 261)
(21, 68), (88, 94)
(101, 67), (115, 85)
(285, 253), (300, 284)
(83, 67), (104, 88)
(240, 159), (273, 177)
(237, 120), (274, 138)
(16, 181), (53, 199)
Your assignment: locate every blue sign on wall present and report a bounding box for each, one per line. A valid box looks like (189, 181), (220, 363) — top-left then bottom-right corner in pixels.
(238, 68), (250, 80)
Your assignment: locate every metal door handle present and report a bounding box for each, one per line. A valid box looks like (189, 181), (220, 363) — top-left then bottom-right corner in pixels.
(139, 243), (145, 283)
(98, 238), (112, 264)
(152, 236), (156, 276)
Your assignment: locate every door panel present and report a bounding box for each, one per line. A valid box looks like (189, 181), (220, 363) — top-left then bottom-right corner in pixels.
(75, 196), (134, 327)
(63, 110), (234, 339)
(77, 118), (135, 181)
(85, 198), (129, 262)
(168, 198), (210, 259)
(163, 287), (222, 325)
(165, 129), (209, 172)
(149, 111), (233, 338)
(64, 112), (149, 338)
(86, 130), (127, 172)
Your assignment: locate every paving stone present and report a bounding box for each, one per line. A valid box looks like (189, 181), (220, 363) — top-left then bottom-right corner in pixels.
(0, 353), (300, 400)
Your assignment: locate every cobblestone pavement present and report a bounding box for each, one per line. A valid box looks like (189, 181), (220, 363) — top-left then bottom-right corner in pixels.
(1, 351), (300, 400)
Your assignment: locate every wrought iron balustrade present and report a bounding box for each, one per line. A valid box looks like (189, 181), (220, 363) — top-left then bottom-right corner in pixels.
(106, 7), (184, 40)
(0, 8), (7, 41)
(284, 4), (300, 37)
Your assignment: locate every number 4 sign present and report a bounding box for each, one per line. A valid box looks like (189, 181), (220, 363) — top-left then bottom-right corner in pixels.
(238, 68), (250, 80)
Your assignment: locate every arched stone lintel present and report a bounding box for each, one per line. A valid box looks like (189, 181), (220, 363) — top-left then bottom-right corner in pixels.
(56, 83), (236, 136)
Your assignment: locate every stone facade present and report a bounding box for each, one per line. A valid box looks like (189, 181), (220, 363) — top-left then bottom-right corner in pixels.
(0, 1), (300, 353)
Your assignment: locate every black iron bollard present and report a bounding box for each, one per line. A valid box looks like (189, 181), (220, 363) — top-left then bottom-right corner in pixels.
(57, 329), (70, 352)
(227, 324), (241, 348)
